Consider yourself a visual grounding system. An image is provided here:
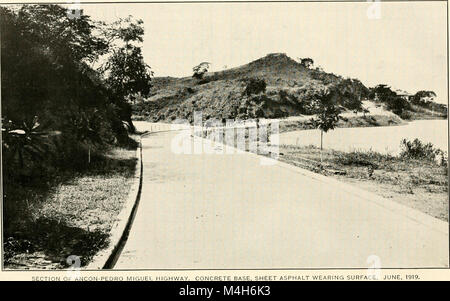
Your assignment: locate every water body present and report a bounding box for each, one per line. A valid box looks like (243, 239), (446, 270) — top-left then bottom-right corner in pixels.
(275, 119), (448, 155)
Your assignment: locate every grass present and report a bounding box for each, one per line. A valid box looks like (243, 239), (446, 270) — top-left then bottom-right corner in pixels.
(3, 146), (138, 269)
(278, 145), (448, 221)
(201, 127), (448, 222)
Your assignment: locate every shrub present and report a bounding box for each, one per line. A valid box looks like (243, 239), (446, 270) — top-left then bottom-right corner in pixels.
(399, 138), (444, 162)
(399, 110), (412, 120)
(243, 78), (267, 96)
(333, 150), (383, 168)
(197, 78), (211, 85)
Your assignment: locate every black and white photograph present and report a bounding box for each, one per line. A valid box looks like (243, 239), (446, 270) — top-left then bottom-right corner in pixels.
(0, 0), (449, 280)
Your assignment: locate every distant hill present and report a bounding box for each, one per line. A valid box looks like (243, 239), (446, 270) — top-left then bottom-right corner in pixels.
(133, 53), (446, 123)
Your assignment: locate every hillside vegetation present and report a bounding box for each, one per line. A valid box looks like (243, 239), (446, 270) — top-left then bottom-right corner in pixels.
(133, 53), (447, 124)
(1, 5), (153, 180)
(1, 5), (152, 269)
(133, 53), (369, 122)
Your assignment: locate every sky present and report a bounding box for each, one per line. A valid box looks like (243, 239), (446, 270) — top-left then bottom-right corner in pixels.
(80, 1), (447, 103)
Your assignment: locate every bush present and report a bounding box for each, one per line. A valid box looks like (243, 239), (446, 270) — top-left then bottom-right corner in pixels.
(197, 78), (211, 85)
(385, 96), (411, 116)
(243, 77), (267, 96)
(399, 138), (444, 162)
(310, 70), (338, 85)
(399, 110), (412, 120)
(332, 150), (384, 168)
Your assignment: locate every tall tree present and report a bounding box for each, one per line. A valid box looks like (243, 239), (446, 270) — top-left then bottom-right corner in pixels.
(369, 84), (409, 116)
(1, 5), (136, 176)
(411, 91), (436, 105)
(106, 46), (152, 100)
(99, 16), (153, 131)
(334, 78), (368, 112)
(14, 5), (109, 64)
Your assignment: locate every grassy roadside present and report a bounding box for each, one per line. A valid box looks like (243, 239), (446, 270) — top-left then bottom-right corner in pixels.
(3, 143), (138, 269)
(277, 145), (448, 222)
(201, 126), (448, 222)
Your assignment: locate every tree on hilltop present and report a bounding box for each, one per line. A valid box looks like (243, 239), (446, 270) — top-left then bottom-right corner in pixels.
(192, 62), (211, 79)
(298, 57), (314, 69)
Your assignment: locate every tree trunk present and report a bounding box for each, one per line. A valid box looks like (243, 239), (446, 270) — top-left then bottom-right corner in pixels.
(320, 130), (323, 150)
(320, 130), (323, 167)
(18, 150), (24, 169)
(122, 41), (128, 93)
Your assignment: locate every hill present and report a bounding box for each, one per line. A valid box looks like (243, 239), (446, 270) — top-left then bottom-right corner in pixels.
(133, 53), (365, 122)
(133, 53), (446, 124)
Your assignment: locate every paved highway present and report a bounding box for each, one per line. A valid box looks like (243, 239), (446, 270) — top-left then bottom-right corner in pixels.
(115, 127), (448, 269)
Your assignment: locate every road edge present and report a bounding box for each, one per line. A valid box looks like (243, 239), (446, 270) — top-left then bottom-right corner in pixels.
(193, 132), (449, 236)
(84, 137), (143, 270)
(273, 157), (449, 235)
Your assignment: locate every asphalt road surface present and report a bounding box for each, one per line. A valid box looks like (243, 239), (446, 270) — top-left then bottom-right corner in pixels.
(114, 127), (448, 269)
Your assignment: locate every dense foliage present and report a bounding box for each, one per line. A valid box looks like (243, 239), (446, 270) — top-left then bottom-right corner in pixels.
(400, 138), (446, 165)
(410, 90), (447, 117)
(1, 5), (152, 180)
(411, 90), (436, 105)
(369, 84), (409, 115)
(243, 77), (267, 96)
(135, 53), (375, 122)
